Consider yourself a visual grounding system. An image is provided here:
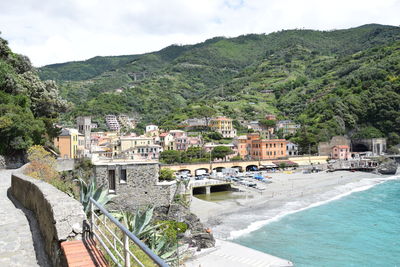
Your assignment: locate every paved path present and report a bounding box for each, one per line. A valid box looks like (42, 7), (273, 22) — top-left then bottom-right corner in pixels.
(0, 169), (41, 266)
(185, 239), (293, 267)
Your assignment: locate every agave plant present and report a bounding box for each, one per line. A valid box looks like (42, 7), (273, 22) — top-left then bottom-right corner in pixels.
(112, 207), (161, 240)
(75, 177), (115, 215)
(148, 233), (179, 265)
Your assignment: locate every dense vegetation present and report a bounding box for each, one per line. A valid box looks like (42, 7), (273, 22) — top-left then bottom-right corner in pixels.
(0, 35), (67, 155)
(39, 24), (400, 151)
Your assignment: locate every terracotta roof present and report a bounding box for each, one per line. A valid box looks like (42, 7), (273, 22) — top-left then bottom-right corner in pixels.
(159, 133), (168, 137)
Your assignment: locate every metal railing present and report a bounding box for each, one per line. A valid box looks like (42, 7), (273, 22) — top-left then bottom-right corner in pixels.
(89, 197), (169, 267)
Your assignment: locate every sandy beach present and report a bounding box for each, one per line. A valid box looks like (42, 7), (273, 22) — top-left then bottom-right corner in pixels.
(191, 170), (383, 225)
(185, 170), (387, 266)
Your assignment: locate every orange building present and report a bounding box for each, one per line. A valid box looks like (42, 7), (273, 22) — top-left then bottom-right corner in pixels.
(54, 128), (83, 159)
(235, 133), (287, 160)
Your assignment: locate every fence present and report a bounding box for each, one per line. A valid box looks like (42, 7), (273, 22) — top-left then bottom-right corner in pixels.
(89, 197), (169, 267)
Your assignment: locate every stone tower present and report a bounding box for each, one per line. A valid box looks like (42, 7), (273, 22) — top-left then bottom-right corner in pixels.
(76, 116), (91, 151)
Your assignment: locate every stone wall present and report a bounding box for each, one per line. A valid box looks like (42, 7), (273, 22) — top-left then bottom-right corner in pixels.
(11, 171), (86, 267)
(94, 162), (177, 210)
(56, 158), (76, 172)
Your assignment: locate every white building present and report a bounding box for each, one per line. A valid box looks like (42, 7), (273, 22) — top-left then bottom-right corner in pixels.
(105, 115), (120, 131)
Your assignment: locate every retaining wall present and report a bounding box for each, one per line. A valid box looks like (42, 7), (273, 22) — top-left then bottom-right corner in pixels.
(11, 171), (86, 267)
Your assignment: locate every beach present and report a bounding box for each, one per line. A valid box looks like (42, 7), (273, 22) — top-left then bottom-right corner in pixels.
(186, 170), (386, 266)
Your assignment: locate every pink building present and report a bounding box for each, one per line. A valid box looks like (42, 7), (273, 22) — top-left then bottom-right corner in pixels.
(331, 145), (350, 160)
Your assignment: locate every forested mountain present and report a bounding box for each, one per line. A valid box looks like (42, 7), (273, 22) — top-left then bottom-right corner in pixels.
(39, 24), (400, 152)
(0, 35), (67, 155)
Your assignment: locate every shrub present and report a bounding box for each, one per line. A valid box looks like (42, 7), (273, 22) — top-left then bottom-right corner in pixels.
(25, 145), (59, 181)
(159, 168), (175, 181)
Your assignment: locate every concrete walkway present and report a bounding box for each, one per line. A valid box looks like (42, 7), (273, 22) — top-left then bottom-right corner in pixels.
(185, 239), (293, 267)
(0, 169), (48, 266)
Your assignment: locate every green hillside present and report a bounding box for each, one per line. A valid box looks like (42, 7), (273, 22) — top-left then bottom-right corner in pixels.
(0, 35), (67, 155)
(39, 24), (400, 152)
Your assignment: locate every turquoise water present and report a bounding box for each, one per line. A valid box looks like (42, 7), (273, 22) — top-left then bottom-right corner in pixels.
(233, 179), (400, 266)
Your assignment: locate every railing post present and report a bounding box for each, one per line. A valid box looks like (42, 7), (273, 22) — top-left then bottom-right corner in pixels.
(124, 233), (130, 267)
(90, 199), (94, 236)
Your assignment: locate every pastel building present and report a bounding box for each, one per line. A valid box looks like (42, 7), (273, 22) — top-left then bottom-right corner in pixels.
(331, 145), (350, 160)
(105, 115), (120, 131)
(276, 120), (300, 136)
(286, 142), (299, 156)
(234, 133), (287, 160)
(54, 128), (84, 159)
(210, 116), (237, 138)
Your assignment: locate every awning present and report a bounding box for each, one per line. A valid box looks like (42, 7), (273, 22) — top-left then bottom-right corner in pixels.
(261, 163), (278, 168)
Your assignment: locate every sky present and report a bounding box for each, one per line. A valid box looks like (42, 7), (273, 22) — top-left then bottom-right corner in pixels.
(0, 0), (399, 67)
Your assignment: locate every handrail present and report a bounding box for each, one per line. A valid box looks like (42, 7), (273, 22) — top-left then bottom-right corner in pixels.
(89, 197), (169, 267)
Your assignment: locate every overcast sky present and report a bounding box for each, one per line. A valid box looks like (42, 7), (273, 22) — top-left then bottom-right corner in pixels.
(0, 0), (399, 67)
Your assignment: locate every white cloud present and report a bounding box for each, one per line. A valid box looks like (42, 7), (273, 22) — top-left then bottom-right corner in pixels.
(0, 0), (399, 66)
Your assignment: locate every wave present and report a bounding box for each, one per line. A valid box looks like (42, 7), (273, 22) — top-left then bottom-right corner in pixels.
(228, 174), (400, 240)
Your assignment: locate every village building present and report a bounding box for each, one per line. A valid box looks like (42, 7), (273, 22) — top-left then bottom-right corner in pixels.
(286, 142), (299, 156)
(54, 128), (84, 159)
(331, 145), (350, 160)
(276, 120), (300, 136)
(93, 160), (176, 209)
(234, 133), (287, 160)
(210, 116), (237, 138)
(105, 115), (120, 131)
(118, 114), (136, 129)
(159, 132), (174, 150)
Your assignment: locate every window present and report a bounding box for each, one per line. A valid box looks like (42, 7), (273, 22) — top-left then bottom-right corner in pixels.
(120, 169), (127, 183)
(108, 170), (116, 193)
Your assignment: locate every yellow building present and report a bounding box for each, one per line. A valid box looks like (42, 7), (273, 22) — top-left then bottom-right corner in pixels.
(210, 116), (237, 138)
(119, 136), (155, 152)
(54, 128), (83, 159)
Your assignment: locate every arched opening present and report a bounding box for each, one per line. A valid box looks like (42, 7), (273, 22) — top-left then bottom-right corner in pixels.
(232, 166), (243, 172)
(213, 167), (225, 172)
(192, 187), (207, 195)
(210, 184), (231, 193)
(352, 143), (369, 152)
(195, 168), (209, 176)
(246, 165), (258, 172)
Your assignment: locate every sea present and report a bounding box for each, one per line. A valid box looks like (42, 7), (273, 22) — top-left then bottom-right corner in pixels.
(212, 174), (400, 266)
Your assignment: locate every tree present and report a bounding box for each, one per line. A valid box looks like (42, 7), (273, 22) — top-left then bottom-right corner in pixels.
(231, 155), (242, 161)
(195, 105), (216, 127)
(259, 119), (276, 129)
(211, 146), (234, 160)
(279, 162), (287, 169)
(182, 147), (206, 160)
(160, 150), (181, 164)
(207, 131), (223, 140)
